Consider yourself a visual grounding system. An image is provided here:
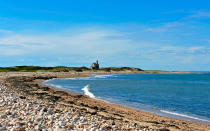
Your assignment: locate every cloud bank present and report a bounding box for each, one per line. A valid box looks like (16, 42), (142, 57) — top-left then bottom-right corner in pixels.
(0, 11), (210, 71)
(0, 24), (209, 71)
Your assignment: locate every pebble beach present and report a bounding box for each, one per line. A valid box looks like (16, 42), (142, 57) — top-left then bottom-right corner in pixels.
(0, 82), (142, 130)
(0, 72), (209, 131)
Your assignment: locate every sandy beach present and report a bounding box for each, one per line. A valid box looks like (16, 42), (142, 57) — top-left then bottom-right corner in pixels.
(0, 72), (209, 131)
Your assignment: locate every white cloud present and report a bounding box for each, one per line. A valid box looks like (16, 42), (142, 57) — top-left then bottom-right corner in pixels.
(2, 49), (27, 56)
(0, 25), (209, 70)
(144, 11), (210, 34)
(0, 35), (49, 46)
(0, 28), (134, 57)
(0, 29), (13, 34)
(145, 22), (184, 33)
(188, 11), (210, 18)
(188, 46), (204, 53)
(157, 46), (209, 55)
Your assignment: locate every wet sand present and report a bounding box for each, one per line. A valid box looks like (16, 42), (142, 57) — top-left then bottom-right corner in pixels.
(0, 72), (209, 130)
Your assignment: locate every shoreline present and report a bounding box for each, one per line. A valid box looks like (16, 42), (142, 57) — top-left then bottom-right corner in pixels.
(1, 72), (210, 130)
(43, 74), (210, 125)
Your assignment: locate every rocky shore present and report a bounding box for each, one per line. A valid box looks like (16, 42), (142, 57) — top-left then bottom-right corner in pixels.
(0, 72), (209, 131)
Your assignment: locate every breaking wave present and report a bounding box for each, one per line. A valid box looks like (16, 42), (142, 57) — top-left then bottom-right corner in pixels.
(82, 85), (96, 98)
(93, 74), (116, 78)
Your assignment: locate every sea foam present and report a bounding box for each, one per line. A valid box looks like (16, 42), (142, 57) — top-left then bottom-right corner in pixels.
(160, 110), (210, 123)
(93, 74), (115, 78)
(82, 85), (96, 98)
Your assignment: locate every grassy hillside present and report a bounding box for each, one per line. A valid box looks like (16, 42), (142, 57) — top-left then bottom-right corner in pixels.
(0, 66), (143, 72)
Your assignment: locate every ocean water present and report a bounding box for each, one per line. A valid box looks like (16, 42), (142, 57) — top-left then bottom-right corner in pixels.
(44, 73), (210, 124)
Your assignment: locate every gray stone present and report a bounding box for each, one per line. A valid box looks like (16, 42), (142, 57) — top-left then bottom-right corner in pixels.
(0, 127), (6, 131)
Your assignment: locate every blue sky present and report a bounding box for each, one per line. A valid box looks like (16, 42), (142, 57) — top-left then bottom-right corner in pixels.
(0, 0), (210, 71)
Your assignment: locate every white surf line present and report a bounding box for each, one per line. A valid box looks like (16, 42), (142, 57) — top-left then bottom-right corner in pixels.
(160, 110), (210, 123)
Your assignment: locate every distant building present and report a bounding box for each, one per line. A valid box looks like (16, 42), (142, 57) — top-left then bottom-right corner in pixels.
(90, 60), (99, 69)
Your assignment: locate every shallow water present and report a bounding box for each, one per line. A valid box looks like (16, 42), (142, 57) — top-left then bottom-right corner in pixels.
(45, 73), (210, 124)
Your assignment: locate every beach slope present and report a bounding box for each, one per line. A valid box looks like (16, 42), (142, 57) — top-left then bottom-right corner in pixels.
(0, 72), (209, 130)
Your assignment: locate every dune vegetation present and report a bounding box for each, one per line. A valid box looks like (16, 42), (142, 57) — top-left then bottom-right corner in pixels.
(0, 66), (143, 72)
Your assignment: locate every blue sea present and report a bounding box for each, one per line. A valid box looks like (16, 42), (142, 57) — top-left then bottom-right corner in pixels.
(44, 73), (210, 124)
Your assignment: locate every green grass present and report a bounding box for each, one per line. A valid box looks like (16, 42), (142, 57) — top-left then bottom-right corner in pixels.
(0, 66), (143, 72)
(99, 67), (143, 72)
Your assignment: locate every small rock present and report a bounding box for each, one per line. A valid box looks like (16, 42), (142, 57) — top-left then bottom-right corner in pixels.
(58, 121), (65, 126)
(35, 124), (42, 130)
(0, 127), (6, 131)
(19, 96), (26, 99)
(35, 116), (43, 122)
(159, 128), (170, 131)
